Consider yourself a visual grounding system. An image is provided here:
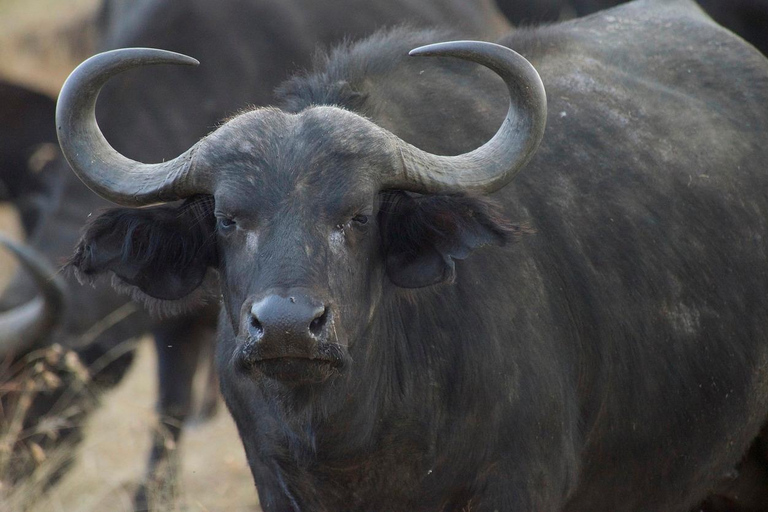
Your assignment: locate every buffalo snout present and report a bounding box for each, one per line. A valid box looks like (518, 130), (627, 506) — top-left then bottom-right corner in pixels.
(250, 291), (329, 341)
(237, 290), (346, 384)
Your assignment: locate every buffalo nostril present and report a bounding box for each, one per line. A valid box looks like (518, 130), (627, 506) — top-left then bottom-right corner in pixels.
(309, 307), (328, 337)
(250, 315), (264, 338)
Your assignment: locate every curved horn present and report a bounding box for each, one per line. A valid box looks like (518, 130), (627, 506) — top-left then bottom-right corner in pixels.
(388, 40), (547, 194)
(0, 235), (67, 357)
(56, 48), (207, 206)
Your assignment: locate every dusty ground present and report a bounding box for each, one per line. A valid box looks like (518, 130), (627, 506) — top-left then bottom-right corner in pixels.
(1, 1), (260, 510)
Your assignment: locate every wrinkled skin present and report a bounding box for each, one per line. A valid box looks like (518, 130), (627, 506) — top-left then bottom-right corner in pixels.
(67, 0), (768, 510)
(4, 0), (508, 509)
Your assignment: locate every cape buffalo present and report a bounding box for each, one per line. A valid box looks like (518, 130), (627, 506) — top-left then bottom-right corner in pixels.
(60, 0), (768, 509)
(1, 0), (508, 508)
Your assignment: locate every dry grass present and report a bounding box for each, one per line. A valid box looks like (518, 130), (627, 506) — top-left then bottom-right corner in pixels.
(6, 338), (259, 512)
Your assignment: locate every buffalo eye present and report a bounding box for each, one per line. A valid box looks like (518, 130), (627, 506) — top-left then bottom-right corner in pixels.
(337, 213), (371, 233)
(217, 215), (236, 232)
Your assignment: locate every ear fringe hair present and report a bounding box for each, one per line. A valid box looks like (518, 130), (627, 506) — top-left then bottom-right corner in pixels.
(66, 256), (221, 319)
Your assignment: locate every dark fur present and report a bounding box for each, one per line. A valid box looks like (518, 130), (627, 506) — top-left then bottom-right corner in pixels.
(69, 196), (218, 307)
(494, 0), (768, 55)
(379, 191), (523, 287)
(277, 27), (453, 115)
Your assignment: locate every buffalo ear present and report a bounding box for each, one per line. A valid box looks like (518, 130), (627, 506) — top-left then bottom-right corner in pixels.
(69, 195), (217, 301)
(379, 192), (520, 288)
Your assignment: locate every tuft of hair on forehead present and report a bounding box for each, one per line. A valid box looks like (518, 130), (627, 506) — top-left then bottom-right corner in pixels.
(275, 26), (459, 115)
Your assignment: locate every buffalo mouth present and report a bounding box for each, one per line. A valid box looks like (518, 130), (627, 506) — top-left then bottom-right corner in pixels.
(251, 357), (342, 384)
(236, 342), (348, 385)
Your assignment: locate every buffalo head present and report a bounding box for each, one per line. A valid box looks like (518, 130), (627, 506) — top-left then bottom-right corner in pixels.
(60, 42), (546, 386)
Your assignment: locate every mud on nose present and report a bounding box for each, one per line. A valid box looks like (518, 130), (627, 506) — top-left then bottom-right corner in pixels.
(249, 292), (329, 341)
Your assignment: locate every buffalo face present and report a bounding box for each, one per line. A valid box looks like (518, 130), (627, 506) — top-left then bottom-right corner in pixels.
(206, 109), (389, 384)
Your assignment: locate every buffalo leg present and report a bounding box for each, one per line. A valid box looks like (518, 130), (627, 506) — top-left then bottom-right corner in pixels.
(133, 311), (216, 511)
(192, 333), (219, 422)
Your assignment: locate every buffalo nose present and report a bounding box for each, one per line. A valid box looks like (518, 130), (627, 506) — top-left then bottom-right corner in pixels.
(249, 293), (329, 341)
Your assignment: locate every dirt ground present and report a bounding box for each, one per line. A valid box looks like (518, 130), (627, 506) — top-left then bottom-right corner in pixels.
(0, 1), (260, 510)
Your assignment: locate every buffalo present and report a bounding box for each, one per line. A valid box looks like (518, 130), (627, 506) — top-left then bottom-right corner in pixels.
(59, 0), (768, 510)
(0, 0), (508, 508)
